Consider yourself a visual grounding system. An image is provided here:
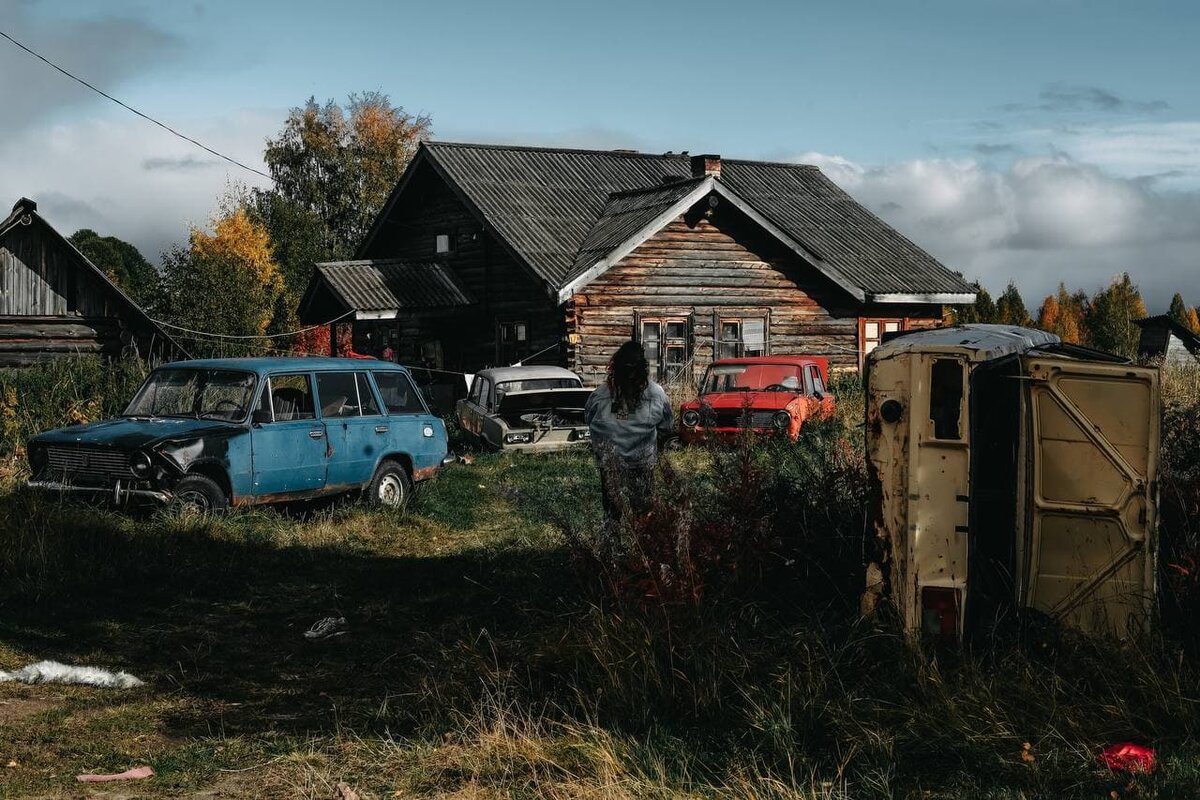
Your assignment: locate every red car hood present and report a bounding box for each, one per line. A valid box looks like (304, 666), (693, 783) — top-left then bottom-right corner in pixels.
(685, 392), (801, 411)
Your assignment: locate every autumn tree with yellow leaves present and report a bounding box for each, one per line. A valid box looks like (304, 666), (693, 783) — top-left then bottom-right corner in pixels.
(1036, 283), (1086, 344)
(160, 208), (288, 356)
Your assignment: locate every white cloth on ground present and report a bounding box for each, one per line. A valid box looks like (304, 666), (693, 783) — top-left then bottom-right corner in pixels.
(0, 660), (144, 688)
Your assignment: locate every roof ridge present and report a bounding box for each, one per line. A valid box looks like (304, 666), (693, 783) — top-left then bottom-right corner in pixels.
(425, 140), (824, 171)
(604, 175), (705, 199)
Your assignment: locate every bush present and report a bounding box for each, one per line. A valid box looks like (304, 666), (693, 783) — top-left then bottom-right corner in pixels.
(0, 357), (150, 456)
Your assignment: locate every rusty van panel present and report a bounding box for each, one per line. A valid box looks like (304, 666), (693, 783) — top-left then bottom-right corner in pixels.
(1023, 358), (1160, 634)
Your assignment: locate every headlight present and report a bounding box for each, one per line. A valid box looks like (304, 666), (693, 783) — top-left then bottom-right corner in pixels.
(570, 428), (590, 441)
(772, 410), (791, 430)
(504, 432), (533, 444)
(130, 451), (152, 476)
(681, 409), (700, 427)
(27, 444), (46, 473)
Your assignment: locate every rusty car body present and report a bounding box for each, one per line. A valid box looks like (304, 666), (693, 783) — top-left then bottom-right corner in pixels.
(677, 356), (835, 444)
(456, 365), (592, 452)
(863, 324), (1160, 641)
(26, 357), (450, 511)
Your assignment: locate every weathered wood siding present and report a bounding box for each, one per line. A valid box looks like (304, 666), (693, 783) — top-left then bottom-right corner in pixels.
(362, 160), (562, 371)
(0, 219), (170, 366)
(568, 203), (940, 386)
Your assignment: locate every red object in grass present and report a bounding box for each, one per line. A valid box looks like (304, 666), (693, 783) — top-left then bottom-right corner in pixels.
(1098, 742), (1156, 774)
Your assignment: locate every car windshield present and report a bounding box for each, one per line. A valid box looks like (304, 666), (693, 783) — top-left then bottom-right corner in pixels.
(124, 368), (257, 421)
(701, 363), (805, 393)
(496, 378), (581, 394)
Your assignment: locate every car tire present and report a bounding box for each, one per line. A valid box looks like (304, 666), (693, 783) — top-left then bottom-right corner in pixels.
(367, 460), (412, 509)
(172, 474), (229, 515)
(663, 435), (684, 451)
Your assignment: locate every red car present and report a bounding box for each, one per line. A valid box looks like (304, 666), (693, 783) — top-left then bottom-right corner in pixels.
(678, 356), (835, 443)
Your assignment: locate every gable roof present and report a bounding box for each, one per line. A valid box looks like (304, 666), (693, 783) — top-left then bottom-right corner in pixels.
(1135, 314), (1200, 353)
(366, 142), (975, 305)
(0, 198), (186, 357)
(299, 259), (475, 322)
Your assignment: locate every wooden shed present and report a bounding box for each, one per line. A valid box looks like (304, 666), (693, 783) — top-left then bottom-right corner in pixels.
(0, 198), (182, 366)
(1135, 315), (1200, 366)
(304, 142), (974, 387)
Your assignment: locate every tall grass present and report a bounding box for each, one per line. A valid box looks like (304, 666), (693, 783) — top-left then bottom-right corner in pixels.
(0, 356), (149, 455)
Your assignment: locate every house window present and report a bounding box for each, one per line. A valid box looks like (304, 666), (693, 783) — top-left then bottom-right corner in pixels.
(497, 320), (529, 365)
(435, 233), (453, 254)
(717, 316), (768, 359)
(639, 317), (689, 382)
(861, 318), (904, 359)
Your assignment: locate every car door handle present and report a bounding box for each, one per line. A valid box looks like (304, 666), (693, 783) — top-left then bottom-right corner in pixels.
(309, 430), (325, 439)
(374, 425), (389, 434)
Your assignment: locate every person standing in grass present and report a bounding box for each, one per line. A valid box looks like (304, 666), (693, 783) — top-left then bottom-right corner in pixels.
(585, 340), (674, 523)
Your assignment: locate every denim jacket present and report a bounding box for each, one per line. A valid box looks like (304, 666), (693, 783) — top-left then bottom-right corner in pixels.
(584, 381), (673, 467)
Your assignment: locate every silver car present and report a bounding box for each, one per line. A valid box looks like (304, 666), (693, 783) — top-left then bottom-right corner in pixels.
(456, 366), (592, 452)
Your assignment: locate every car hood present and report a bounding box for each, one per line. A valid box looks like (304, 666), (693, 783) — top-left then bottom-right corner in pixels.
(496, 388), (592, 415)
(29, 417), (244, 450)
(685, 392), (803, 412)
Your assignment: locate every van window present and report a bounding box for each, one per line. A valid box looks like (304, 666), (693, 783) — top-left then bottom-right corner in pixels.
(929, 359), (964, 439)
(269, 374), (316, 421)
(373, 371), (426, 414)
(316, 371), (362, 418)
(356, 373), (381, 416)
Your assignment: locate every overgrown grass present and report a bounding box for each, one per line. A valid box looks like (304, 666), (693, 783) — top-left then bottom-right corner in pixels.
(1, 364), (1199, 797)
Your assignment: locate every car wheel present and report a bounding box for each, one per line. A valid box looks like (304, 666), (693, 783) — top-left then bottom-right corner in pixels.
(172, 474), (228, 515)
(663, 435), (684, 451)
(367, 460), (412, 509)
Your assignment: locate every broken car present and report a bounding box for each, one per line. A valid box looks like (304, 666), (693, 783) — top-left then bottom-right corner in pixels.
(456, 365), (592, 452)
(862, 324), (1160, 641)
(677, 356), (835, 444)
(26, 357), (451, 512)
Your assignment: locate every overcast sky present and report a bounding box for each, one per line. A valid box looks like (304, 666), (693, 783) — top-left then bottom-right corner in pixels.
(1, 0), (1197, 309)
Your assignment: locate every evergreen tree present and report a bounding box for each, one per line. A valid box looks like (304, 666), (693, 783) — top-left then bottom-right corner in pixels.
(68, 229), (162, 310)
(995, 281), (1033, 326)
(952, 282), (998, 324)
(1169, 292), (1189, 326)
(1083, 273), (1147, 358)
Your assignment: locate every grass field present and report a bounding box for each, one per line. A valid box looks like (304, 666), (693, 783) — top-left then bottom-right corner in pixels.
(0, 358), (1198, 798)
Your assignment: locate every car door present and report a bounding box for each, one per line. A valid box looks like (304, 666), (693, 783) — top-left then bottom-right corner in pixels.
(250, 373), (328, 496)
(315, 370), (384, 488)
(1021, 357), (1160, 635)
(457, 375), (489, 438)
(373, 369), (440, 467)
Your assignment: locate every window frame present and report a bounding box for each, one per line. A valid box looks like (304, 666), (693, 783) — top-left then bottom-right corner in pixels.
(716, 314), (769, 360)
(859, 317), (906, 364)
(371, 370), (432, 416)
(636, 313), (691, 382)
(496, 320), (531, 366)
(435, 233), (453, 254)
(263, 372), (318, 422)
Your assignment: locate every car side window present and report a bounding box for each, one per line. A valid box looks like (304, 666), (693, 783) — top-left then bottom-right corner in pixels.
(809, 367), (826, 397)
(356, 373), (381, 416)
(373, 371), (426, 415)
(269, 374), (315, 421)
(316, 371), (364, 418)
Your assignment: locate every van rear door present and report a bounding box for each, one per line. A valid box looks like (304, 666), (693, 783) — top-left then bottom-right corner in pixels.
(1022, 358), (1159, 634)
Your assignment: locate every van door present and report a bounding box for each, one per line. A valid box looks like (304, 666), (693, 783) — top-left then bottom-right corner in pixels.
(1022, 358), (1159, 634)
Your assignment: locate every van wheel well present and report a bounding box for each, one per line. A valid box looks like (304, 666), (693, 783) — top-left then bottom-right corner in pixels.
(381, 453), (413, 478)
(183, 462), (232, 501)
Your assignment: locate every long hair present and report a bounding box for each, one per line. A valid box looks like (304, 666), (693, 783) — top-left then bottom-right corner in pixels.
(608, 340), (649, 414)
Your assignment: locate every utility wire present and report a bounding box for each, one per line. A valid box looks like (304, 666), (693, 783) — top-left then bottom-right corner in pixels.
(0, 27), (272, 180)
(150, 310), (356, 340)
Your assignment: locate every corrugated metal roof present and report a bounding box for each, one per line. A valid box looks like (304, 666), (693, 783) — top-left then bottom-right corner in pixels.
(419, 142), (974, 297)
(568, 177), (706, 278)
(314, 259), (474, 313)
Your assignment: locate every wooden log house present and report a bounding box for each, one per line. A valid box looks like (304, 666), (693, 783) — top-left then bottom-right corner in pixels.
(299, 142), (975, 387)
(0, 198), (182, 367)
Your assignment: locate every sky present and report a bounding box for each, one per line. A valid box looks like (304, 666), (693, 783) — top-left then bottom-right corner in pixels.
(1, 0), (1197, 309)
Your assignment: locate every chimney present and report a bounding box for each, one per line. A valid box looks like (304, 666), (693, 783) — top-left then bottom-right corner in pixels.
(690, 153), (721, 178)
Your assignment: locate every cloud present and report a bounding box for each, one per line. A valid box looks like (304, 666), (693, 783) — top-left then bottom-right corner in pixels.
(1000, 83), (1170, 115)
(142, 156), (222, 172)
(0, 112), (276, 263)
(0, 0), (179, 137)
(794, 151), (1200, 309)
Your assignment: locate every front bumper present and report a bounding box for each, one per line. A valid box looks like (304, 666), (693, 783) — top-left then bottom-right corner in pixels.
(26, 479), (171, 504)
(496, 433), (590, 453)
(679, 426), (792, 444)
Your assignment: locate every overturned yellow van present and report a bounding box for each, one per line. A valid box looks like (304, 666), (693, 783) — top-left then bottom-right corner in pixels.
(863, 324), (1160, 640)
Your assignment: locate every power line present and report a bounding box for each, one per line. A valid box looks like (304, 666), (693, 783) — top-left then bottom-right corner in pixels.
(0, 27), (272, 180)
(151, 310), (356, 340)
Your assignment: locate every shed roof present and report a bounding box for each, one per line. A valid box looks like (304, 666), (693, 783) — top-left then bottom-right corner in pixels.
(303, 259), (475, 320)
(368, 142), (975, 303)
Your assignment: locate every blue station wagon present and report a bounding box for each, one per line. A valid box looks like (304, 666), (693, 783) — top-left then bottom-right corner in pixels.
(25, 357), (451, 512)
